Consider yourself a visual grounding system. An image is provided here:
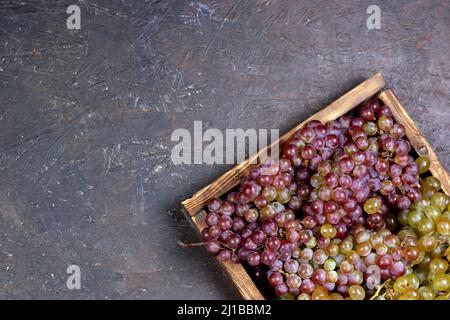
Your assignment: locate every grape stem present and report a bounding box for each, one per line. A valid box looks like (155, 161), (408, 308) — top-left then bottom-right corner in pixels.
(177, 240), (207, 248)
(369, 279), (389, 300)
(177, 240), (232, 250)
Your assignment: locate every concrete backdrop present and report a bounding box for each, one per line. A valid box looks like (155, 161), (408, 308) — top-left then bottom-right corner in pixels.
(0, 0), (449, 299)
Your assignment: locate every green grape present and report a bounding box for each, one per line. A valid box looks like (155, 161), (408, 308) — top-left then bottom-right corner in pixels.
(348, 285), (365, 300)
(324, 258), (336, 271)
(339, 240), (353, 254)
(275, 188), (291, 204)
(326, 270), (338, 283)
(317, 160), (333, 176)
(411, 197), (430, 211)
(442, 211), (450, 220)
(329, 293), (344, 300)
(432, 273), (450, 291)
(378, 115), (393, 132)
(436, 217), (450, 236)
(312, 286), (329, 300)
(423, 176), (441, 192)
(363, 121), (378, 136)
(423, 205), (441, 222)
(407, 210), (425, 229)
(397, 227), (419, 240)
(306, 236), (317, 249)
(398, 210), (410, 226)
(297, 293), (311, 300)
(310, 173), (323, 188)
(417, 218), (435, 235)
(418, 286), (436, 300)
(431, 244), (447, 259)
(261, 205), (276, 219)
(405, 274), (420, 289)
(340, 260), (354, 273)
(435, 295), (449, 300)
(418, 235), (437, 252)
(431, 192), (448, 211)
(272, 201), (285, 213)
(318, 186), (332, 201)
(429, 258), (449, 274)
(415, 156), (431, 174)
(356, 241), (372, 257)
(399, 289), (420, 300)
(394, 274), (419, 293)
(262, 186), (277, 201)
(374, 243), (388, 255)
(320, 223), (337, 239)
(422, 187), (437, 199)
(364, 197), (382, 214)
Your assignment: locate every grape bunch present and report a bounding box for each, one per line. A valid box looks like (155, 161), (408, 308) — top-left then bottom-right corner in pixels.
(384, 173), (450, 300)
(197, 98), (449, 300)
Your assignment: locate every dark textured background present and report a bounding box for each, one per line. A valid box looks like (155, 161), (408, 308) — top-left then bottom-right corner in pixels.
(0, 0), (449, 299)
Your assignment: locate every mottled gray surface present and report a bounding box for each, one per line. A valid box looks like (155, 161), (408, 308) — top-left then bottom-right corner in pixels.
(0, 0), (448, 299)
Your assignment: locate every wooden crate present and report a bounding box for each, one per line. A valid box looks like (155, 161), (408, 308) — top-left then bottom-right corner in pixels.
(181, 72), (450, 300)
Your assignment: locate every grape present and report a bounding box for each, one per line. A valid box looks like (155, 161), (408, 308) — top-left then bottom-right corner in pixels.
(205, 213), (219, 226)
(338, 156), (355, 173)
(418, 286), (436, 300)
(286, 274), (302, 289)
(396, 196), (412, 210)
(227, 234), (242, 249)
(424, 176), (441, 191)
(348, 285), (365, 300)
(206, 241), (221, 254)
(218, 249), (231, 261)
(261, 250), (276, 266)
(417, 218), (435, 235)
(301, 145), (317, 160)
(284, 259), (300, 274)
(299, 263), (314, 279)
(378, 115), (394, 131)
(364, 197), (382, 214)
(363, 121), (378, 135)
(320, 224), (337, 239)
(429, 258), (448, 274)
(415, 156), (431, 174)
(268, 272), (284, 287)
(436, 217), (450, 235)
(300, 279), (315, 294)
(395, 140), (411, 156)
(247, 252), (261, 266)
(431, 192), (448, 211)
(325, 134), (340, 149)
(311, 269), (327, 285)
(432, 273), (450, 291)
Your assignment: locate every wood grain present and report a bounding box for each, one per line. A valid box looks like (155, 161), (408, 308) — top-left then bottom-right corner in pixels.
(378, 89), (450, 195)
(182, 73), (386, 216)
(189, 210), (265, 300)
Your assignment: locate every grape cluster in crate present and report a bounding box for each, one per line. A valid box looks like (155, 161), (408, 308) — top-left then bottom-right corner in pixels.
(200, 99), (450, 300)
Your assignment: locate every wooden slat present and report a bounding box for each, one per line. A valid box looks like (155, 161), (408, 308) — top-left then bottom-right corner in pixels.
(378, 89), (450, 195)
(182, 72), (386, 215)
(190, 210), (265, 300)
